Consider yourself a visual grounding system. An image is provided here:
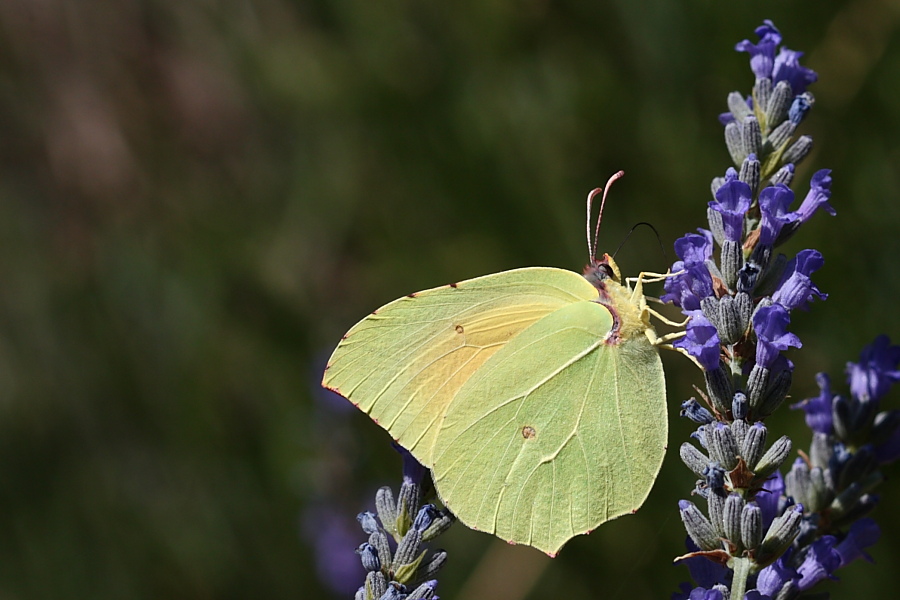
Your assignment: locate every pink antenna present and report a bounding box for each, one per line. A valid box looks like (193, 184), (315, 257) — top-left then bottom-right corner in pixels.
(586, 170), (625, 261)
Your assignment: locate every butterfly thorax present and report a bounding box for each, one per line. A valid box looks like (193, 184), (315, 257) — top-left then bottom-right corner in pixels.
(583, 253), (653, 344)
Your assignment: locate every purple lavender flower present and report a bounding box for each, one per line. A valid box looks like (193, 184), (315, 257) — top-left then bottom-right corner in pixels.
(735, 21), (783, 79)
(758, 184), (798, 245)
(756, 555), (799, 597)
(675, 311), (721, 371)
(846, 335), (900, 403)
(755, 472), (786, 530)
(676, 229), (716, 264)
(791, 372), (834, 434)
(710, 178), (752, 242)
(795, 170), (835, 223)
(662, 263), (715, 311)
(834, 518), (880, 567)
(662, 231), (715, 310)
(772, 48), (818, 95)
(796, 535), (840, 590)
(771, 249), (826, 311)
(753, 304), (802, 368)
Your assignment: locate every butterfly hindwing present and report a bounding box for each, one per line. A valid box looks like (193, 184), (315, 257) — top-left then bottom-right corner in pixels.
(432, 298), (667, 555)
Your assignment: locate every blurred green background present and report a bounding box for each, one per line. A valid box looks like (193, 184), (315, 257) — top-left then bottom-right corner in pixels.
(1, 1), (899, 598)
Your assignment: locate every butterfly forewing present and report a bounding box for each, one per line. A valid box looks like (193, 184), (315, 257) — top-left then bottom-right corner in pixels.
(322, 267), (599, 466)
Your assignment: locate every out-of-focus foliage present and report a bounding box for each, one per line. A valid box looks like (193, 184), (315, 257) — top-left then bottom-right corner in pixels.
(0, 1), (898, 598)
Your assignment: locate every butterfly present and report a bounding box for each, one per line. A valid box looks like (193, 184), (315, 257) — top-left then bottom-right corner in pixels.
(322, 172), (684, 555)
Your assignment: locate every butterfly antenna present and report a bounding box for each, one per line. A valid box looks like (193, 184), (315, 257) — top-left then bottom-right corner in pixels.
(586, 170), (625, 262)
(612, 221), (670, 264)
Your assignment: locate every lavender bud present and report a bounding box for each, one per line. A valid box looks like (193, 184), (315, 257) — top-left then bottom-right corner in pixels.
(785, 458), (812, 507)
(809, 432), (834, 470)
(757, 505), (804, 566)
(366, 571), (388, 600)
(782, 135), (813, 165)
(680, 442), (710, 477)
(726, 121), (745, 165)
(732, 392), (749, 420)
(739, 154), (761, 196)
(730, 418), (749, 450)
(704, 463), (726, 493)
(723, 493), (746, 549)
(708, 422), (739, 470)
(407, 580), (439, 600)
(742, 421), (768, 470)
(737, 261), (761, 293)
(358, 511), (380, 535)
(754, 78), (772, 117)
(741, 503), (763, 550)
(765, 80), (793, 127)
(727, 91), (753, 123)
(742, 115), (763, 158)
(789, 92), (814, 124)
(754, 435), (792, 479)
(413, 504), (439, 533)
(708, 490), (726, 537)
(394, 528), (423, 566)
(705, 363), (735, 415)
(809, 466), (830, 512)
(418, 552), (447, 581)
(769, 163), (795, 187)
(767, 120), (796, 151)
(758, 367), (793, 418)
(369, 530), (392, 569)
(747, 364), (770, 410)
(357, 543), (382, 572)
(379, 582), (406, 600)
(422, 509), (456, 541)
(376, 487), (398, 537)
(679, 499), (721, 551)
(717, 292), (745, 343)
(681, 398), (716, 424)
(708, 205), (727, 245)
(720, 242), (743, 294)
(701, 296), (721, 331)
(396, 480), (421, 536)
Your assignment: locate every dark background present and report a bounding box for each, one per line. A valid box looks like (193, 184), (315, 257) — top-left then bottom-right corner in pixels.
(1, 1), (899, 598)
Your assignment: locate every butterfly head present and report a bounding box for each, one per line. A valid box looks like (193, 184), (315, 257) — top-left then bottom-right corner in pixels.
(583, 253), (622, 290)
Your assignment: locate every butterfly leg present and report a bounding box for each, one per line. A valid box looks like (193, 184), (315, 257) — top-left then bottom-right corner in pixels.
(625, 269), (684, 288)
(656, 342), (704, 370)
(647, 307), (690, 328)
